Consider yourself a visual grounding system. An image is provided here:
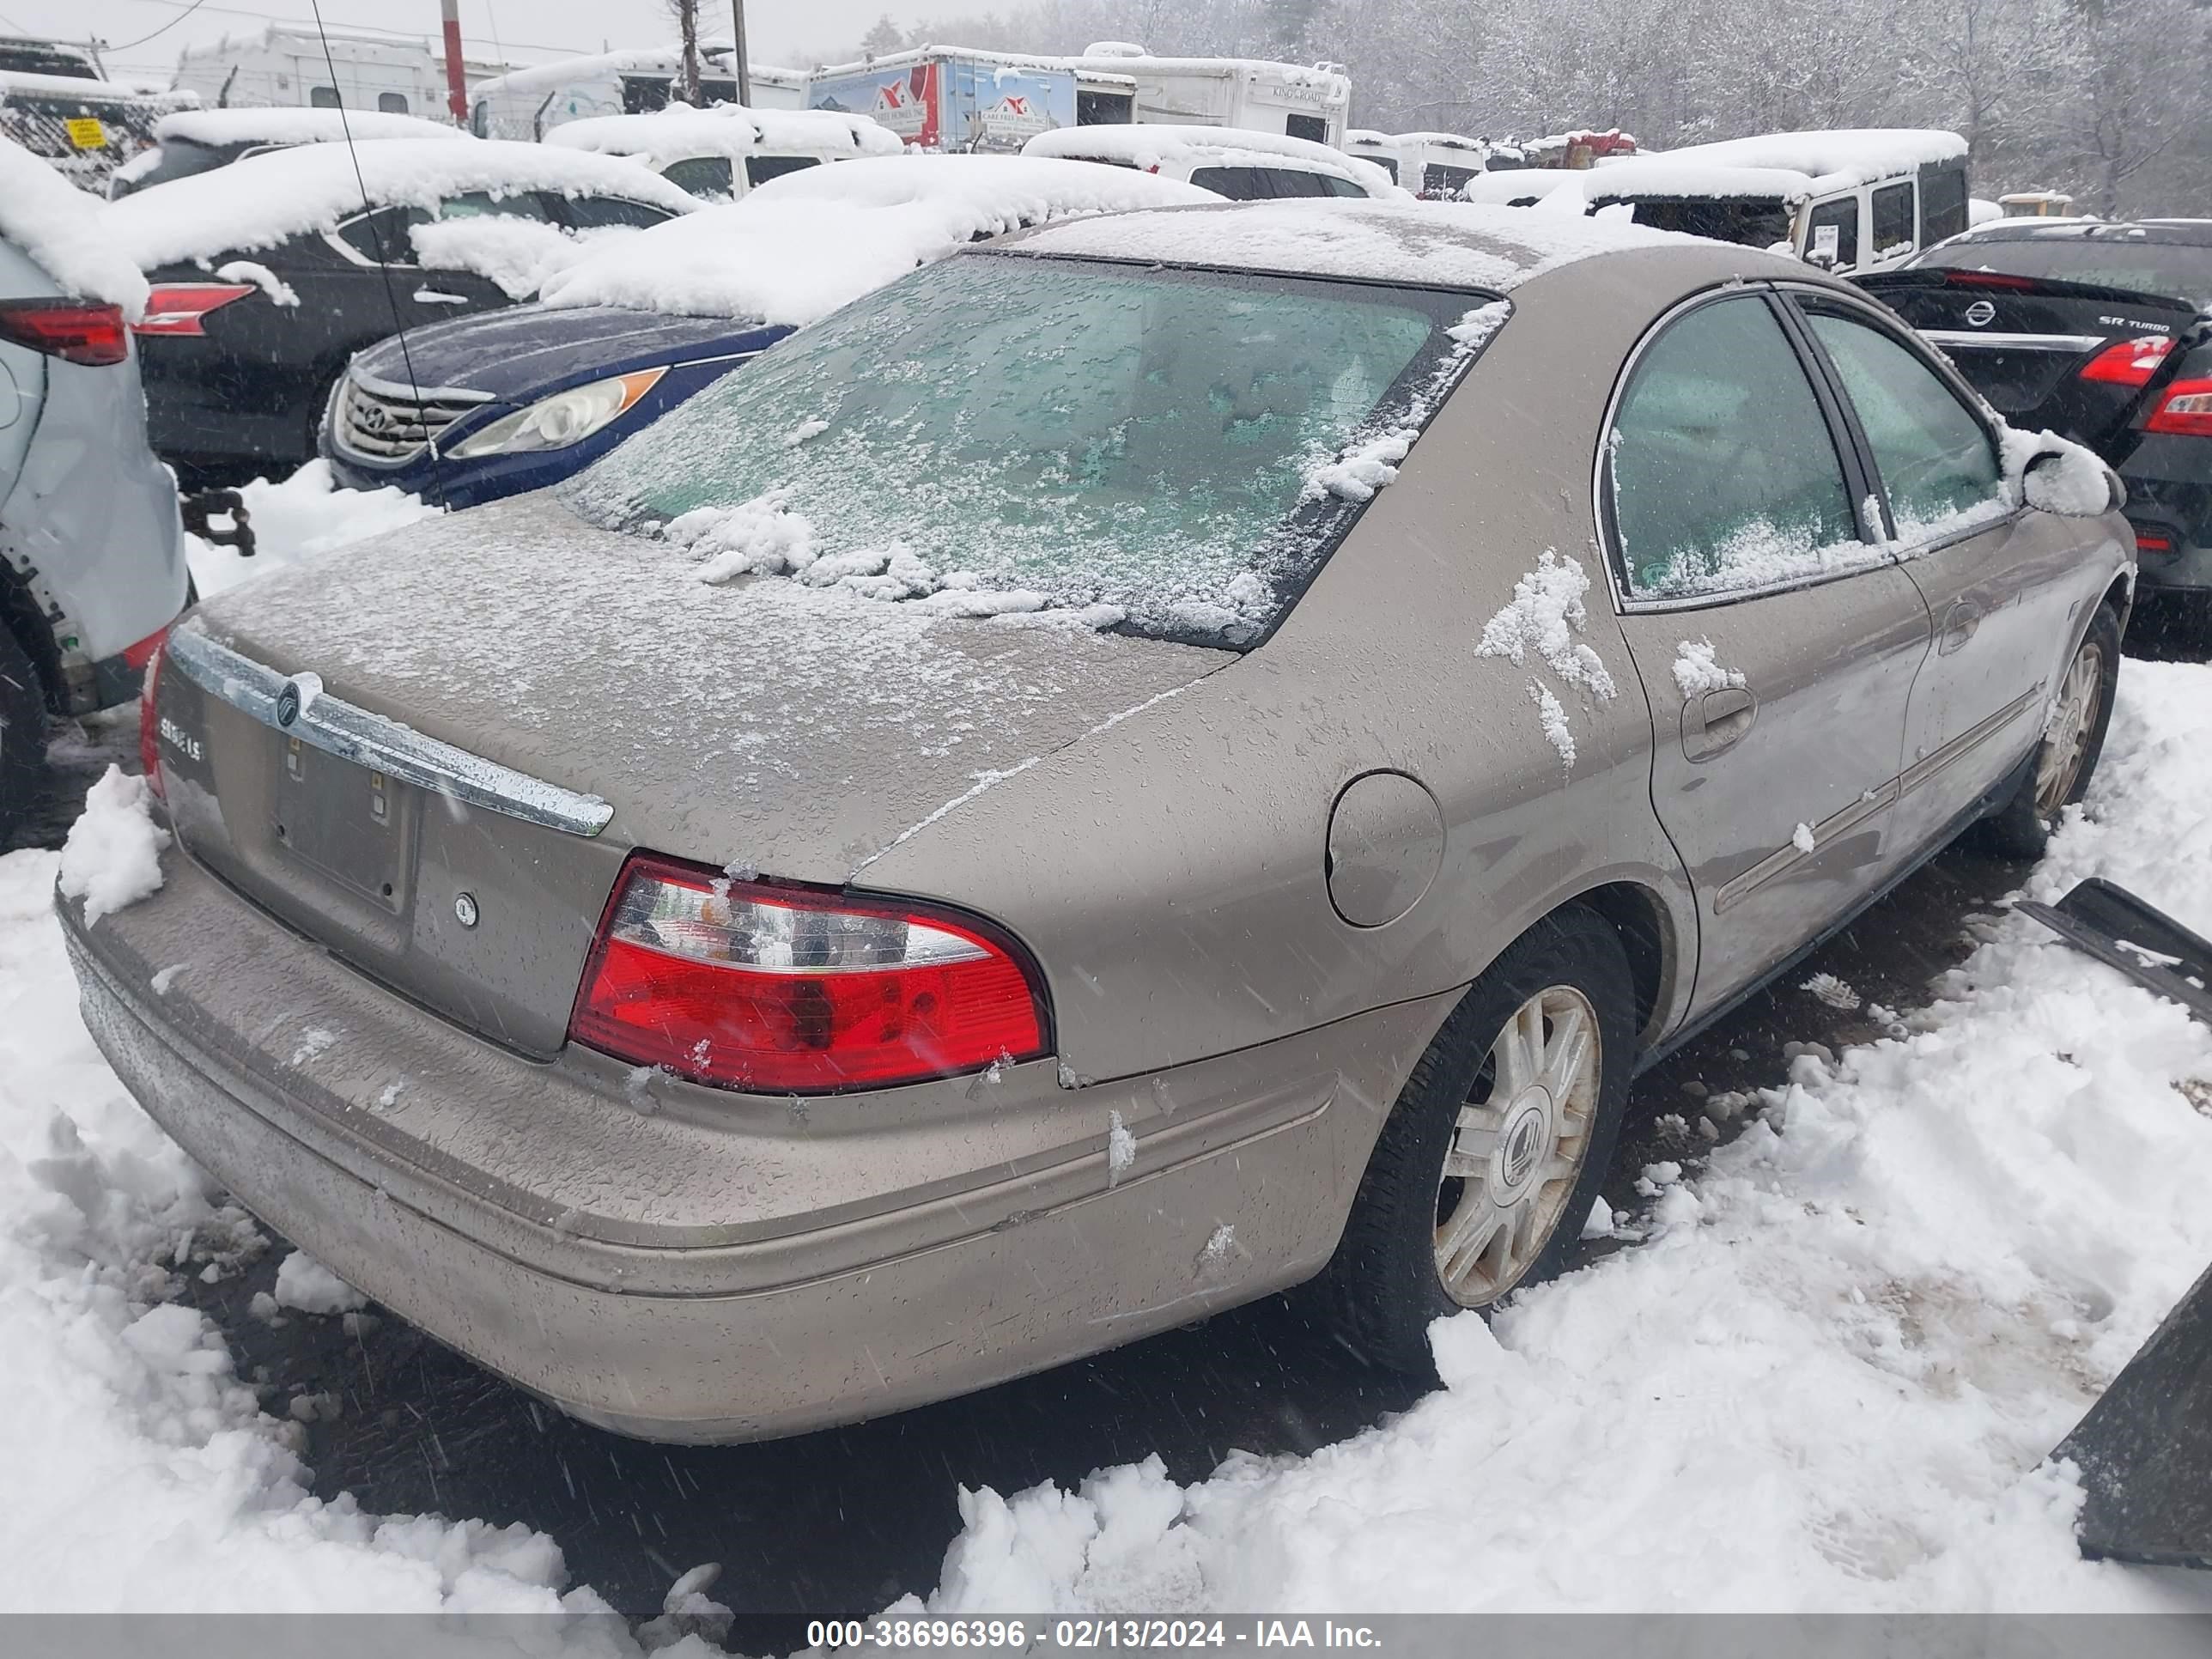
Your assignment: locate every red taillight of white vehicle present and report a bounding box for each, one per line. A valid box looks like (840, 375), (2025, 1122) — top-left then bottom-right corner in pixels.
(2146, 377), (2212, 438)
(131, 283), (257, 337)
(568, 853), (1050, 1094)
(0, 299), (129, 366)
(136, 641), (166, 799)
(2079, 335), (2175, 387)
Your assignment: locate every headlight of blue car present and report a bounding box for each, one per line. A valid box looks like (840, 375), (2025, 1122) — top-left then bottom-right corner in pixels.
(447, 368), (669, 459)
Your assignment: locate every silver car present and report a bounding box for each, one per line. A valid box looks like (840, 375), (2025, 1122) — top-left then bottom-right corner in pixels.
(1, 174), (190, 840)
(64, 203), (2130, 1442)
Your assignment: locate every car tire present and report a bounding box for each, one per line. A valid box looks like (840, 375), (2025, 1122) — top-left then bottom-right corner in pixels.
(1973, 605), (2121, 861)
(1319, 903), (1637, 1373)
(0, 624), (49, 843)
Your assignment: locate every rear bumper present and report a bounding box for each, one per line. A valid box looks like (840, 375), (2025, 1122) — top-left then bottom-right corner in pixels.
(61, 850), (1447, 1442)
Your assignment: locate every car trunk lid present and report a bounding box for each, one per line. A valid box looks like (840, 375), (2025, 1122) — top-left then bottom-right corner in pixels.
(155, 494), (1227, 1060)
(1857, 267), (2200, 448)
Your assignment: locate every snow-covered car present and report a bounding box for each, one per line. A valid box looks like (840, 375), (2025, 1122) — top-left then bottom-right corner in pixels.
(541, 104), (901, 202)
(1346, 129), (1497, 198)
(75, 201), (2130, 1443)
(1023, 123), (1399, 200)
(102, 138), (698, 491)
(320, 155), (1212, 507)
(1463, 129), (1971, 276)
(0, 139), (185, 837)
(106, 106), (475, 200)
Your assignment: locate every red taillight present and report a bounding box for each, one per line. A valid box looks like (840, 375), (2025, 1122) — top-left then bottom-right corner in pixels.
(0, 299), (129, 366)
(137, 642), (165, 799)
(2146, 377), (2212, 438)
(568, 853), (1050, 1094)
(131, 283), (257, 338)
(2080, 335), (2175, 386)
(2133, 528), (2173, 553)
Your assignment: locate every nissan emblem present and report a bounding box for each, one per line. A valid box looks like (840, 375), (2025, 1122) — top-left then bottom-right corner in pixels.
(1964, 300), (1996, 327)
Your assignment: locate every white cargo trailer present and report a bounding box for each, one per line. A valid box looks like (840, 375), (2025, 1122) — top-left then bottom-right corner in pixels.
(469, 43), (805, 142)
(170, 26), (512, 119)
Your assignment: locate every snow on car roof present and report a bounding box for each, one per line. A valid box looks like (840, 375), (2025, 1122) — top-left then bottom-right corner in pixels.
(150, 106), (473, 147)
(1002, 198), (1683, 290)
(543, 105), (900, 169)
(1655, 128), (1966, 181)
(0, 135), (149, 313)
(101, 138), (697, 269)
(0, 66), (185, 104)
(538, 154), (1213, 325)
(1022, 125), (1397, 197)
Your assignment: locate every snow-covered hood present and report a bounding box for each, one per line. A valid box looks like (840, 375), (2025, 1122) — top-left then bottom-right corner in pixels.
(538, 157), (1214, 326)
(185, 493), (1226, 881)
(0, 135), (148, 313)
(101, 139), (697, 270)
(348, 302), (784, 401)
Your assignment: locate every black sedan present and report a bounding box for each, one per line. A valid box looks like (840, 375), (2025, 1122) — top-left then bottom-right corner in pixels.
(1859, 218), (2212, 642)
(103, 137), (697, 492)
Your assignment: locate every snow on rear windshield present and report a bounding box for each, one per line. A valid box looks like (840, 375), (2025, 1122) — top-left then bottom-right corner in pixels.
(563, 252), (1490, 647)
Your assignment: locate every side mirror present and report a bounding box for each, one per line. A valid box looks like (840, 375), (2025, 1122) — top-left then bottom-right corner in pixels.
(2023, 441), (2125, 516)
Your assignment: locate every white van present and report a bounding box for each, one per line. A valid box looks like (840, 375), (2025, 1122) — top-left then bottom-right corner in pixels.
(543, 106), (901, 201)
(470, 43), (806, 142)
(1024, 123), (1397, 201)
(1462, 129), (1971, 276)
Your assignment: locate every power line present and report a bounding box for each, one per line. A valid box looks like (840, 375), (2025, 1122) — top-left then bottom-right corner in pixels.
(105, 0), (211, 52)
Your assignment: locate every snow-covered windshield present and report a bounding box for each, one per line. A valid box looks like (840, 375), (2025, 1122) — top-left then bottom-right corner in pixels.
(563, 252), (1483, 647)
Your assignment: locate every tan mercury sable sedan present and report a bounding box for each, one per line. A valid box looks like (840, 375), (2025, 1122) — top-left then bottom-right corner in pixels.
(64, 202), (2131, 1442)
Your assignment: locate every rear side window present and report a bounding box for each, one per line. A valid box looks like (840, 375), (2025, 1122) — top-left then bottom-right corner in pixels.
(1871, 182), (1916, 258)
(1805, 198), (1859, 268)
(1801, 305), (2003, 533)
(556, 194), (672, 229)
(1920, 165), (1969, 242)
(1189, 166), (1270, 200)
(1314, 172), (1369, 198)
(662, 155), (734, 198)
(1608, 295), (1862, 600)
(747, 154), (820, 188)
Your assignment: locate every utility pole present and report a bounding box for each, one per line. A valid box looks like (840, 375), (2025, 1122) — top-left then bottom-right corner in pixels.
(675, 0), (702, 104)
(440, 0), (468, 125)
(730, 0), (752, 106)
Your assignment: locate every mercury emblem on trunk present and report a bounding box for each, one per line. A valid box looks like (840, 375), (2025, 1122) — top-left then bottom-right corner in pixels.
(276, 682), (301, 726)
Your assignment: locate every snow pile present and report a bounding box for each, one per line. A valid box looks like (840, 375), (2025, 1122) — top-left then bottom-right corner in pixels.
(1304, 429), (1415, 503)
(544, 105), (899, 171)
(408, 217), (630, 300)
(665, 490), (1118, 628)
(903, 660), (2212, 1614)
(539, 156), (1212, 325)
(270, 1250), (368, 1316)
(151, 107), (473, 149)
(101, 139), (696, 270)
(1475, 550), (1620, 765)
(2002, 426), (2116, 519)
(1672, 636), (1747, 698)
(0, 136), (149, 313)
(184, 460), (441, 598)
(0, 853), (645, 1628)
(1009, 199), (1683, 293)
(1023, 124), (1399, 198)
(56, 768), (168, 927)
(212, 259), (297, 307)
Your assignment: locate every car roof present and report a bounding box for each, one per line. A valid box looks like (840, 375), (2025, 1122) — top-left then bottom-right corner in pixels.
(1023, 124), (1399, 197)
(996, 198), (1695, 292)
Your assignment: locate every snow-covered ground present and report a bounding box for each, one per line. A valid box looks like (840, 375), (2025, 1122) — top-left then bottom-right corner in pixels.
(4, 471), (2210, 1620)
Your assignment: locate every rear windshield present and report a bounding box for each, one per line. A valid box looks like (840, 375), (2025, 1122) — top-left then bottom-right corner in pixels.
(564, 253), (1491, 647)
(1917, 236), (2212, 306)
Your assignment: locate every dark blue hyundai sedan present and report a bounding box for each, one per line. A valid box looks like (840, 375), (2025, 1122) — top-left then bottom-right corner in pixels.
(322, 303), (788, 507)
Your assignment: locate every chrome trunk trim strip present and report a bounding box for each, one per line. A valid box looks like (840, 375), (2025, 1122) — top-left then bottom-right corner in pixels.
(164, 628), (615, 838)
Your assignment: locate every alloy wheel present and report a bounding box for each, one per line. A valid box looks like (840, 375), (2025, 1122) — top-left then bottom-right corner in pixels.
(1434, 984), (1601, 1306)
(2035, 638), (2105, 817)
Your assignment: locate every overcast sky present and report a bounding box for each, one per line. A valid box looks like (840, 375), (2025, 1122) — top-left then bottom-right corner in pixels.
(2, 1), (939, 82)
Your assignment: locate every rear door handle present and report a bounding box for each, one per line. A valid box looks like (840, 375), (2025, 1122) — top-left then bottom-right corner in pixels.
(1940, 599), (1982, 654)
(1681, 685), (1757, 761)
(411, 288), (471, 306)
